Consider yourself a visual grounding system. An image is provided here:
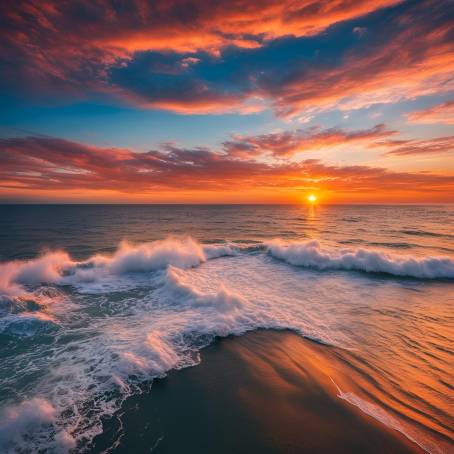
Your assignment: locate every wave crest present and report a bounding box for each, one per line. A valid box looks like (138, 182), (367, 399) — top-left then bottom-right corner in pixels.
(164, 265), (245, 313)
(0, 237), (237, 298)
(266, 239), (454, 279)
(87, 237), (235, 275)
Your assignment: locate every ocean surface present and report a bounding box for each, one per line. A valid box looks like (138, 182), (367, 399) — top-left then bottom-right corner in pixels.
(0, 204), (453, 453)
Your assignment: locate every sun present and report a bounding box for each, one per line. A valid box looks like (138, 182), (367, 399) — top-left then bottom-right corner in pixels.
(307, 194), (317, 204)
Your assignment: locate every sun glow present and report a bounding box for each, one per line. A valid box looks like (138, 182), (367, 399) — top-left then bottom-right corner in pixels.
(307, 194), (318, 204)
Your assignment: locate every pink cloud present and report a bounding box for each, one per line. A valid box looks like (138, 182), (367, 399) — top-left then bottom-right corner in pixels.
(382, 136), (454, 156)
(407, 100), (454, 125)
(1, 135), (453, 200)
(223, 124), (396, 158)
(0, 0), (408, 114)
(266, 9), (454, 117)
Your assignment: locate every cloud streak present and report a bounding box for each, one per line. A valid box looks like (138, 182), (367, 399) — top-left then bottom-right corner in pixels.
(407, 100), (454, 126)
(1, 133), (453, 202)
(262, 0), (454, 117)
(223, 124), (454, 158)
(223, 124), (396, 158)
(0, 1), (401, 56)
(383, 136), (454, 156)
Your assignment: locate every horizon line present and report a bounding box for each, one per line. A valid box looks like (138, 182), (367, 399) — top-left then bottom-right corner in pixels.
(1, 202), (453, 206)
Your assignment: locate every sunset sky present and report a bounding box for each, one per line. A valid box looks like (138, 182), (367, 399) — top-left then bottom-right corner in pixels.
(0, 0), (453, 203)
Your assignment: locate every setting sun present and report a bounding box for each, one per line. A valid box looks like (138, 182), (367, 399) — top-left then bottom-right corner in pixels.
(307, 194), (318, 203)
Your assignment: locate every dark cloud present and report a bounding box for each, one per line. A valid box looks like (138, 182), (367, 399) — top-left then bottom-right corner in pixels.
(258, 0), (454, 117)
(5, 0), (450, 116)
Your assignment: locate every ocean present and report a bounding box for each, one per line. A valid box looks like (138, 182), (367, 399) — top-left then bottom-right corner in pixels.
(0, 204), (453, 453)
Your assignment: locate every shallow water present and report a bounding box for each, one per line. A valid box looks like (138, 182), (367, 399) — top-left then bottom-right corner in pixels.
(0, 205), (453, 453)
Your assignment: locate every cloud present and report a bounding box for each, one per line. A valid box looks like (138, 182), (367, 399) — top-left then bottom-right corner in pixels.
(382, 136), (454, 156)
(0, 1), (401, 56)
(407, 100), (454, 125)
(221, 123), (454, 158)
(223, 124), (396, 157)
(107, 51), (264, 114)
(0, 136), (292, 192)
(2, 0), (438, 116)
(1, 134), (453, 201)
(353, 26), (367, 36)
(0, 1), (400, 87)
(261, 0), (454, 117)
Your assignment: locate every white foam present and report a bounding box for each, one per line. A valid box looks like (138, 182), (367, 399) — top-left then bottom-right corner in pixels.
(0, 237), (450, 452)
(266, 239), (454, 279)
(0, 251), (73, 298)
(90, 237), (208, 273)
(0, 238), (237, 299)
(116, 332), (180, 379)
(333, 385), (442, 454)
(0, 397), (75, 453)
(0, 259), (250, 451)
(164, 265), (245, 313)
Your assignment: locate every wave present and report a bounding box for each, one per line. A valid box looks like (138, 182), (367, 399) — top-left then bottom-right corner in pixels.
(113, 265), (248, 381)
(0, 236), (452, 452)
(3, 236), (450, 301)
(266, 239), (454, 279)
(402, 229), (454, 239)
(0, 397), (76, 453)
(163, 265), (245, 314)
(0, 286), (68, 336)
(0, 251), (74, 298)
(0, 247), (254, 452)
(0, 237), (238, 337)
(0, 237), (237, 299)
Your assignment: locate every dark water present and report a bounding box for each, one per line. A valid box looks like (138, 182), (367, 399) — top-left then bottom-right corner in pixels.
(0, 205), (453, 453)
(1, 204), (453, 261)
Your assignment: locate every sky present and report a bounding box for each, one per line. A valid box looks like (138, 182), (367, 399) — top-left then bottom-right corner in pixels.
(0, 0), (453, 204)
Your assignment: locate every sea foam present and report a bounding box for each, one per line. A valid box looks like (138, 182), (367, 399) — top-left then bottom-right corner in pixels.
(0, 397), (76, 452)
(331, 379), (440, 454)
(0, 237), (237, 298)
(266, 239), (454, 279)
(0, 236), (452, 452)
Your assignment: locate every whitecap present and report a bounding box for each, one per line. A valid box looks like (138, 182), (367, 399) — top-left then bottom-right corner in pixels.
(266, 239), (454, 279)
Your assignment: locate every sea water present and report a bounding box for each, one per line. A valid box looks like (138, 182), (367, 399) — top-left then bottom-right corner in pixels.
(0, 204), (453, 453)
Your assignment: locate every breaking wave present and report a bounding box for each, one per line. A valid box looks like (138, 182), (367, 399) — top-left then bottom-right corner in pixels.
(0, 237), (237, 299)
(266, 239), (454, 279)
(0, 398), (75, 453)
(0, 236), (452, 452)
(0, 238), (254, 452)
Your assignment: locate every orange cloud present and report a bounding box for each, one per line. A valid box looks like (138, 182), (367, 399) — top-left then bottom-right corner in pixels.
(267, 5), (454, 117)
(407, 100), (454, 125)
(1, 0), (402, 55)
(1, 135), (453, 203)
(224, 124), (396, 157)
(223, 124), (454, 159)
(0, 0), (404, 113)
(119, 90), (264, 115)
